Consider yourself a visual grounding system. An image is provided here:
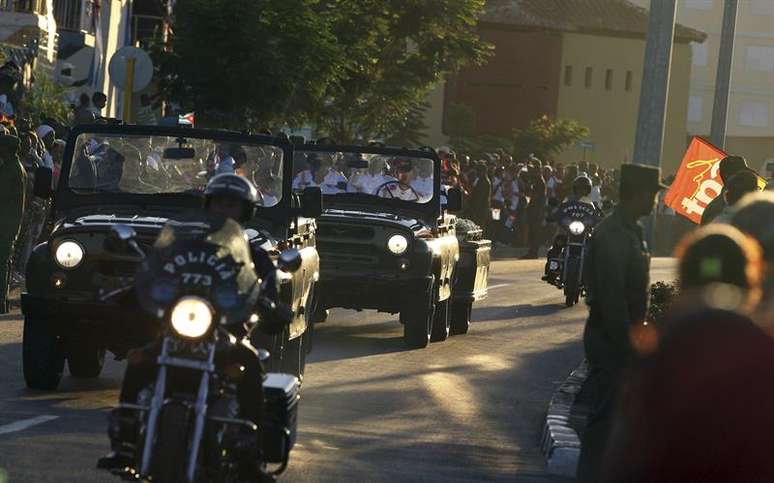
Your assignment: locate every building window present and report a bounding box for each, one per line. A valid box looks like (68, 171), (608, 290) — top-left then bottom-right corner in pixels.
(751, 0), (774, 15)
(688, 96), (703, 122)
(684, 0), (713, 9)
(625, 70), (633, 91)
(585, 67), (593, 88)
(564, 65), (573, 86)
(746, 46), (774, 72)
(739, 101), (769, 127)
(605, 69), (613, 91)
(692, 42), (709, 66)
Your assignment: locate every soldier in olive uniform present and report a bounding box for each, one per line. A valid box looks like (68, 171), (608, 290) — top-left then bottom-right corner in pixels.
(0, 127), (27, 313)
(576, 164), (666, 482)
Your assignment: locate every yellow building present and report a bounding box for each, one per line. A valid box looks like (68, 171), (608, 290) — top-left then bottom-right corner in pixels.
(427, 0), (704, 175)
(630, 0), (774, 172)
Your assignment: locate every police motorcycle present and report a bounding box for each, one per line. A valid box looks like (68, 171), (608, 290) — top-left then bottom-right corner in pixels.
(98, 216), (300, 483)
(543, 178), (603, 307)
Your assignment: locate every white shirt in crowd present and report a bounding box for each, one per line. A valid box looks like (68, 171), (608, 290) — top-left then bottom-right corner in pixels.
(293, 169), (348, 195)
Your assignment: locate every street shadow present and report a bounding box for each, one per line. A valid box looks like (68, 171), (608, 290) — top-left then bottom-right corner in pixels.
(473, 303), (567, 322)
(309, 320), (407, 364)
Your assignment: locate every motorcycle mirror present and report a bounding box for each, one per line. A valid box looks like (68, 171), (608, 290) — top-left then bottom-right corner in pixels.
(278, 248), (302, 273)
(105, 224), (142, 257)
(111, 224), (137, 242)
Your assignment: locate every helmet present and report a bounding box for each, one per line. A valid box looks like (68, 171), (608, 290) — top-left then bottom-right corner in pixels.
(204, 173), (259, 222)
(572, 175), (593, 197)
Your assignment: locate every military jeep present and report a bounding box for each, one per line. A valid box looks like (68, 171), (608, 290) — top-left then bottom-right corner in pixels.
(294, 144), (491, 348)
(22, 124), (321, 389)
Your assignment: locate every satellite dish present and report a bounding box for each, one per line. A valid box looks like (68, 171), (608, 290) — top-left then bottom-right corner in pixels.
(109, 46), (153, 93)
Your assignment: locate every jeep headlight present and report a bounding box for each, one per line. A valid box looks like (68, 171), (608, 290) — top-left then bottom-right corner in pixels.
(170, 296), (213, 338)
(568, 221), (586, 236)
(55, 240), (85, 269)
(387, 234), (409, 255)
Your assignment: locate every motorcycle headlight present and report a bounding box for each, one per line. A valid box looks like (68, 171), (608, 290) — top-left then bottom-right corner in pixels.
(387, 234), (409, 255)
(55, 240), (85, 269)
(568, 221), (586, 236)
(170, 296), (213, 338)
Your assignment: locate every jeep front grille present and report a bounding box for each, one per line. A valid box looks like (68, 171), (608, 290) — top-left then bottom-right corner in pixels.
(317, 225), (375, 240)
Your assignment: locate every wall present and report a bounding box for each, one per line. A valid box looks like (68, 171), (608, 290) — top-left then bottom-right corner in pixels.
(555, 32), (693, 175)
(445, 27), (563, 136)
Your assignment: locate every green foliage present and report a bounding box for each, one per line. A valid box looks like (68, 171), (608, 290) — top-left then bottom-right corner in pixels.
(24, 74), (71, 126)
(383, 100), (430, 147)
(647, 280), (680, 326)
(311, 0), (492, 143)
(512, 115), (589, 161)
(156, 0), (344, 129)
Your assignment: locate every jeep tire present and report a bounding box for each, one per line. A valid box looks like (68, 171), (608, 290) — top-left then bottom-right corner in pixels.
(450, 301), (473, 336)
(430, 298), (450, 342)
(401, 279), (435, 349)
(67, 342), (106, 378)
(23, 315), (65, 390)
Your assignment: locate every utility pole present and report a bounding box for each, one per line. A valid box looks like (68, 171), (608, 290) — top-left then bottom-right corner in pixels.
(632, 0), (677, 168)
(709, 0), (739, 149)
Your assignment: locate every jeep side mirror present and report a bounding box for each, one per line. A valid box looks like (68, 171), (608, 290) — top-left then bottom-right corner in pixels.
(33, 167), (53, 199)
(446, 187), (463, 213)
(278, 248), (302, 273)
(300, 186), (323, 218)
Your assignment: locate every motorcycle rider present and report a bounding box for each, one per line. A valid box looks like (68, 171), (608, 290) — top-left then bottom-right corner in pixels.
(542, 175), (601, 283)
(99, 174), (281, 482)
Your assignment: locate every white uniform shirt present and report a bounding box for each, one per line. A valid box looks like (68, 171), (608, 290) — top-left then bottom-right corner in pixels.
(410, 175), (433, 202)
(348, 172), (394, 195)
(378, 182), (420, 201)
(293, 169), (348, 194)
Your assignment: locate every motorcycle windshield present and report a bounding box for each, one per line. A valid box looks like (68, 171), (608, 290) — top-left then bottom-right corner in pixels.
(136, 213), (260, 326)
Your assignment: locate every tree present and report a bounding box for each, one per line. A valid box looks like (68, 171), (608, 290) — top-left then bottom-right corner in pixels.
(24, 74), (71, 127)
(512, 115), (590, 161)
(313, 0), (492, 143)
(155, 0), (345, 129)
(382, 100), (430, 147)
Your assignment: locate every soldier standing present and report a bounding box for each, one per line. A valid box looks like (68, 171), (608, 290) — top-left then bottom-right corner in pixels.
(576, 164), (666, 482)
(0, 127), (27, 313)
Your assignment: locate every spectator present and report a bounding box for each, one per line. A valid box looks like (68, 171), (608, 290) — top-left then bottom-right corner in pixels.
(35, 124), (56, 170)
(603, 225), (770, 483)
(732, 191), (774, 319)
(91, 92), (108, 119)
(467, 162), (492, 233)
(135, 94), (158, 125)
(713, 169), (761, 224)
(521, 164), (547, 259)
(0, 126), (26, 313)
(73, 93), (95, 125)
(701, 155), (748, 225)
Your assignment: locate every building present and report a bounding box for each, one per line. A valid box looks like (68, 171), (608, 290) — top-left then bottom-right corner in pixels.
(630, 0), (774, 173)
(0, 0), (58, 84)
(424, 0), (705, 174)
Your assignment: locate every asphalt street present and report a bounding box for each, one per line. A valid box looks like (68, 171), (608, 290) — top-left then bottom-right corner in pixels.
(0, 257), (675, 483)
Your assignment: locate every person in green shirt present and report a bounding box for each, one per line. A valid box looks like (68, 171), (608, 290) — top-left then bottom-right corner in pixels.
(576, 163), (666, 483)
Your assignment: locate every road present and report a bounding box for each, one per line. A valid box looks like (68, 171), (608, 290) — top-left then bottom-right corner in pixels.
(0, 257), (675, 483)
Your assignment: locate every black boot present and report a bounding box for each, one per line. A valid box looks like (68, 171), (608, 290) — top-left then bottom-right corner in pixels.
(97, 408), (137, 471)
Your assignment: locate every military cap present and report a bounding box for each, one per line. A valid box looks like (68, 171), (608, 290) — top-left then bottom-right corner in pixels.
(620, 163), (668, 194)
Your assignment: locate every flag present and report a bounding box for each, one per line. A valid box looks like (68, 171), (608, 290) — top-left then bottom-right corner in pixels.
(178, 112), (195, 126)
(663, 137), (727, 224)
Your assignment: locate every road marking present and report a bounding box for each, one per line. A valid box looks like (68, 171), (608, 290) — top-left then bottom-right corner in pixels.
(488, 283), (511, 290)
(0, 415), (58, 435)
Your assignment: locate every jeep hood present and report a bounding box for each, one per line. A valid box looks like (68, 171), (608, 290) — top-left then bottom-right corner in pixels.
(320, 208), (430, 232)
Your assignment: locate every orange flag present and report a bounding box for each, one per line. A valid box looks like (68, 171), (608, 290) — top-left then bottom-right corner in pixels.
(663, 137), (727, 224)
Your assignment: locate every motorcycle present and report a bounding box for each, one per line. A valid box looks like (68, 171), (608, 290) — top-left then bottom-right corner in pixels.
(100, 216), (301, 482)
(544, 201), (601, 307)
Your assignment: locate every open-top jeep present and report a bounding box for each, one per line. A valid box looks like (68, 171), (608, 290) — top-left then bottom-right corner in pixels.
(22, 124), (321, 389)
(293, 144), (491, 348)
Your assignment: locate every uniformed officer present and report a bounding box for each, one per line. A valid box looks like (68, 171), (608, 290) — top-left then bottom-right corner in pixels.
(576, 163), (667, 482)
(0, 127), (27, 313)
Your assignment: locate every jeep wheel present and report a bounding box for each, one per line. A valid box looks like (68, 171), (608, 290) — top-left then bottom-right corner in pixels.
(401, 281), (435, 349)
(430, 299), (450, 342)
(67, 344), (106, 378)
(450, 301), (473, 336)
(23, 316), (65, 390)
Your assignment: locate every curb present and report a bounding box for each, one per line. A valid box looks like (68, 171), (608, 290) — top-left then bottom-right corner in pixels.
(541, 359), (588, 478)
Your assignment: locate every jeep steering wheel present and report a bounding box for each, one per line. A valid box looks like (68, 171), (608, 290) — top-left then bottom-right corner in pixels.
(375, 180), (420, 201)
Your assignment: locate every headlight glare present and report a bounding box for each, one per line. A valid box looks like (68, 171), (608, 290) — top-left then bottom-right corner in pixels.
(568, 221), (586, 236)
(387, 234), (409, 255)
(170, 296), (213, 338)
(55, 240), (85, 269)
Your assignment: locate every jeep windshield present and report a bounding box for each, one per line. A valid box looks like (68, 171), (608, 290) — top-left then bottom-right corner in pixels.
(67, 132), (284, 207)
(293, 151), (435, 204)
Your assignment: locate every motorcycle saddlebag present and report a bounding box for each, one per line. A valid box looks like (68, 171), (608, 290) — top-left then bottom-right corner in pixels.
(262, 373), (300, 463)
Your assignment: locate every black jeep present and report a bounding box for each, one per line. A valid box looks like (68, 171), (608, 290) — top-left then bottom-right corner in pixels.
(22, 125), (321, 389)
(293, 144), (491, 348)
